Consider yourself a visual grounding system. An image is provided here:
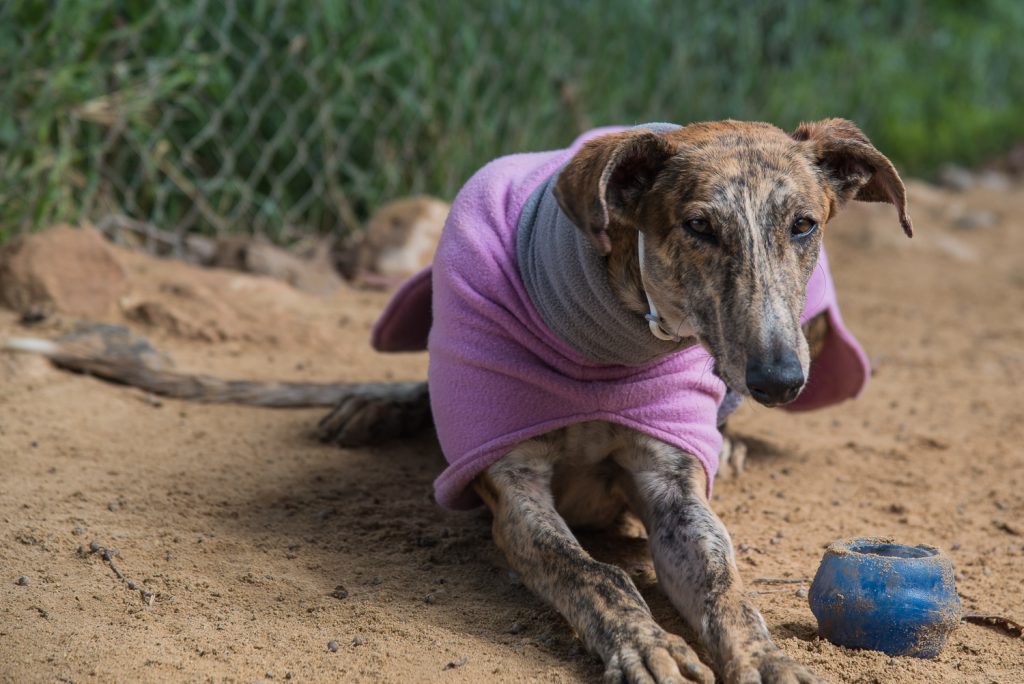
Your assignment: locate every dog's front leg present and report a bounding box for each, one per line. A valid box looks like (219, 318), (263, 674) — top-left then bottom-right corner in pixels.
(619, 438), (825, 684)
(476, 439), (714, 684)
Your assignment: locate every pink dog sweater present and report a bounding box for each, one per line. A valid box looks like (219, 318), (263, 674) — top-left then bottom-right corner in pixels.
(372, 127), (870, 510)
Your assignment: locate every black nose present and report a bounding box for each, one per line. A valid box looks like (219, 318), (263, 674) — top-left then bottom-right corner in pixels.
(745, 351), (805, 406)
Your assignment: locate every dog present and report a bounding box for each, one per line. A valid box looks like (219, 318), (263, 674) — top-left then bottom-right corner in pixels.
(7, 119), (911, 683)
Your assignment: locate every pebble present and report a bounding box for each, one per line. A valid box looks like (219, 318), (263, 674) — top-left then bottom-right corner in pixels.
(953, 210), (999, 231)
(351, 636), (365, 647)
(444, 657), (468, 670)
(330, 585), (348, 600)
(795, 587), (808, 598)
(327, 640), (339, 653)
(15, 576), (29, 586)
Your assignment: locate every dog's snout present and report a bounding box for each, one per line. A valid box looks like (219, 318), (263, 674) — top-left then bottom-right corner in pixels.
(745, 350), (804, 406)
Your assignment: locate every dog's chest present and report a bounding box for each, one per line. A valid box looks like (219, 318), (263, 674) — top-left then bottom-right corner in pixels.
(547, 421), (639, 528)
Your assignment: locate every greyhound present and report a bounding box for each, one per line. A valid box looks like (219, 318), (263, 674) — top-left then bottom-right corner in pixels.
(6, 119), (911, 683)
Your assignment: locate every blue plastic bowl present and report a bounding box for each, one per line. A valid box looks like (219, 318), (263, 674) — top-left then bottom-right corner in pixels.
(808, 537), (961, 658)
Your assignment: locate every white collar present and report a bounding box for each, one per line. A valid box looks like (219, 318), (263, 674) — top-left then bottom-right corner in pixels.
(637, 232), (693, 342)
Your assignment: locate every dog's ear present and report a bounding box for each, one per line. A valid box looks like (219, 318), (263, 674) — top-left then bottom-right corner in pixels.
(553, 130), (675, 255)
(792, 118), (913, 237)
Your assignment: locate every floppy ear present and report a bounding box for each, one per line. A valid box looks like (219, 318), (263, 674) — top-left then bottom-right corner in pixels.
(553, 130), (675, 255)
(792, 118), (913, 237)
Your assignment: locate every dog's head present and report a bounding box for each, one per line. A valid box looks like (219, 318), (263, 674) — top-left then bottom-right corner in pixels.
(554, 119), (911, 406)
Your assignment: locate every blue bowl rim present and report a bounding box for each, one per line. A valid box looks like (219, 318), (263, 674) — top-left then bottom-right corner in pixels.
(823, 536), (943, 561)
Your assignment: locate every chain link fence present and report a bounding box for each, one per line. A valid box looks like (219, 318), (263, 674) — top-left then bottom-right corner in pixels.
(4, 1), (1024, 243)
(4, 1), (435, 240)
(3, 0), (601, 242)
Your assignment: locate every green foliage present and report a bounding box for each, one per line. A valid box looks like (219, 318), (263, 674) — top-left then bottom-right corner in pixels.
(2, 0), (1023, 238)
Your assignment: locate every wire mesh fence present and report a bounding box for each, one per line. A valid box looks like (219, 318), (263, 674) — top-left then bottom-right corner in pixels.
(5, 1), (454, 240)
(4, 1), (1024, 243)
(4, 0), (609, 242)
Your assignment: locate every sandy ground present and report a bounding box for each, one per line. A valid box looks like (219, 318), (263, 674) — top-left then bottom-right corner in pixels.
(1, 181), (1022, 684)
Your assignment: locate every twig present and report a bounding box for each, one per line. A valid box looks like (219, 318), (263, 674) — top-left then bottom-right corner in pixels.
(963, 613), (1024, 639)
(751, 577), (811, 585)
(85, 541), (155, 606)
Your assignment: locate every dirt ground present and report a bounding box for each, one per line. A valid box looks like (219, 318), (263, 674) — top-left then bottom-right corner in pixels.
(1, 180), (1022, 683)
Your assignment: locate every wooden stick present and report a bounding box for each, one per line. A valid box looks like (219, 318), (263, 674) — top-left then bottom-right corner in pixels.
(962, 613), (1024, 639)
(751, 577), (811, 585)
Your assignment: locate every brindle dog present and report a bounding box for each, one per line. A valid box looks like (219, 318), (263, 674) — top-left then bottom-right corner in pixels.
(7, 119), (911, 683)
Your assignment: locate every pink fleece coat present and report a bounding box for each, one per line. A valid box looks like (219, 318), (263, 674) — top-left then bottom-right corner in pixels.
(372, 128), (869, 510)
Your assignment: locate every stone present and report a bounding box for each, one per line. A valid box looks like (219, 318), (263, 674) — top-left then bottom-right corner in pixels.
(0, 226), (129, 318)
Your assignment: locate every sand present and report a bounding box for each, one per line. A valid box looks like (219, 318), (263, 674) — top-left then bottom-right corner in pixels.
(1, 180), (1022, 683)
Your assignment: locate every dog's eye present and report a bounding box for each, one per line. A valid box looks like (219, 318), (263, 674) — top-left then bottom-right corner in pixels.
(791, 217), (818, 239)
(683, 218), (717, 243)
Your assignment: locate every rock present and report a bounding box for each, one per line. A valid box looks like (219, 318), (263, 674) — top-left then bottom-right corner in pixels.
(952, 210), (1000, 231)
(937, 164), (974, 192)
(977, 170), (1012, 192)
(936, 166), (1013, 193)
(337, 196), (449, 284)
(0, 226), (129, 318)
(210, 237), (343, 296)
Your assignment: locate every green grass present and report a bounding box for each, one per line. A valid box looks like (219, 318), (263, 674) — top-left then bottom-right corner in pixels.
(2, 0), (1023, 240)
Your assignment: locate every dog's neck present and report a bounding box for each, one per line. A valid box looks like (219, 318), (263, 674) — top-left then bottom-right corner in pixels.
(518, 174), (694, 366)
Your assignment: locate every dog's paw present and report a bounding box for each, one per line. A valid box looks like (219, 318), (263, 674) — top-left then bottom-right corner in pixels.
(602, 621), (713, 684)
(716, 434), (747, 480)
(723, 649), (826, 684)
(316, 381), (431, 447)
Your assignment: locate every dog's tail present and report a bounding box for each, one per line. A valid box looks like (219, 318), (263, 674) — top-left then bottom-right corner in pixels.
(4, 323), (433, 446)
(2, 325), (414, 408)
(4, 337), (63, 356)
